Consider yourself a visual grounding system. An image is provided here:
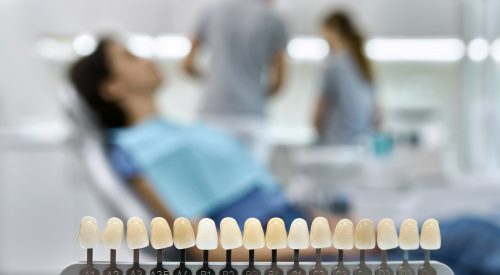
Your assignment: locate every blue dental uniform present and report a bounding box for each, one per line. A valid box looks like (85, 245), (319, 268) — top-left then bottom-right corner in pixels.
(108, 117), (301, 226)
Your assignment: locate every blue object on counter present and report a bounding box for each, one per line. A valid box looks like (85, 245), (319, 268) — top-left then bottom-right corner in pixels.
(371, 132), (394, 158)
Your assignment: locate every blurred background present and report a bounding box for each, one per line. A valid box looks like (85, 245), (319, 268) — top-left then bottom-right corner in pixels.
(1, 0), (500, 274)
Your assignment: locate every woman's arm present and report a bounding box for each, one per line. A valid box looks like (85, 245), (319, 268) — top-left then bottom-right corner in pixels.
(267, 50), (286, 97)
(182, 37), (203, 78)
(131, 176), (176, 225)
(314, 97), (328, 136)
(129, 178), (356, 261)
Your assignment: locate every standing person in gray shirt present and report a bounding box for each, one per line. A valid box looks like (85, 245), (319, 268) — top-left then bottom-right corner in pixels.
(314, 11), (381, 145)
(183, 0), (288, 164)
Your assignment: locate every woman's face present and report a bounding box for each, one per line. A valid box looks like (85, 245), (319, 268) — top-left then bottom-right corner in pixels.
(323, 26), (344, 51)
(104, 41), (163, 99)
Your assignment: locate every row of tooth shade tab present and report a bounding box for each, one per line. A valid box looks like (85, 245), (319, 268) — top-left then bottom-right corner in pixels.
(79, 217), (441, 251)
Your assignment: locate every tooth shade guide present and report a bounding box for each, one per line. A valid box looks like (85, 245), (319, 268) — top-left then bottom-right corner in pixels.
(377, 218), (398, 251)
(71, 216), (452, 275)
(287, 250), (306, 275)
(331, 249), (349, 275)
(196, 218), (217, 275)
(352, 219), (375, 274)
(125, 249), (146, 275)
(265, 218), (287, 250)
(102, 217), (124, 250)
(419, 219), (441, 275)
(352, 250), (371, 275)
(332, 219), (354, 250)
(103, 249), (122, 275)
(174, 249), (193, 275)
(79, 216), (100, 249)
(150, 248), (169, 275)
(243, 218), (262, 275)
(420, 219), (441, 250)
(197, 218), (218, 251)
(374, 250), (393, 275)
(309, 217), (331, 249)
(287, 218), (309, 250)
(418, 251), (437, 275)
(64, 261), (455, 275)
(354, 219), (375, 250)
(242, 249), (261, 275)
(151, 217), (173, 250)
(308, 249), (328, 275)
(264, 218), (286, 275)
(174, 217), (196, 249)
(126, 217), (149, 250)
(78, 216), (100, 275)
(243, 218), (265, 250)
(220, 250), (238, 275)
(197, 250), (216, 275)
(399, 219), (420, 251)
(375, 218), (397, 275)
(264, 249), (284, 275)
(79, 248), (99, 275)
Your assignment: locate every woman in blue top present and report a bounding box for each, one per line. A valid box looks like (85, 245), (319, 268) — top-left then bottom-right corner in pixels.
(69, 38), (322, 260)
(314, 12), (381, 145)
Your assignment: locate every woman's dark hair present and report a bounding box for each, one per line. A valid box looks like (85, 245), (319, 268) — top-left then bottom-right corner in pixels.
(69, 38), (127, 129)
(323, 12), (373, 83)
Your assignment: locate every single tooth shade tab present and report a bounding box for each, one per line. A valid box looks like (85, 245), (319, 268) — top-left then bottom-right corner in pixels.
(173, 217), (196, 249)
(101, 217), (124, 250)
(220, 217), (243, 250)
(243, 218), (265, 250)
(265, 217), (287, 249)
(127, 217), (149, 249)
(310, 217), (331, 249)
(196, 218), (218, 250)
(354, 218), (375, 250)
(377, 218), (398, 250)
(287, 218), (310, 249)
(420, 218), (441, 250)
(151, 217), (173, 250)
(332, 219), (353, 250)
(398, 219), (419, 250)
(78, 216), (100, 249)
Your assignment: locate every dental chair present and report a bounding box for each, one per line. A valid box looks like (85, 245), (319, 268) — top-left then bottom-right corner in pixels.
(58, 86), (177, 259)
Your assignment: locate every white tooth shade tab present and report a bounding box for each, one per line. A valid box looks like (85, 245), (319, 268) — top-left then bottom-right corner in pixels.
(332, 219), (353, 250)
(220, 217), (243, 250)
(310, 217), (331, 249)
(173, 217), (196, 249)
(150, 217), (173, 250)
(78, 216), (100, 249)
(399, 219), (420, 250)
(196, 218), (218, 250)
(287, 218), (310, 249)
(377, 218), (398, 250)
(243, 218), (265, 250)
(101, 217), (124, 250)
(265, 218), (288, 249)
(420, 218), (441, 250)
(127, 217), (149, 249)
(354, 219), (376, 250)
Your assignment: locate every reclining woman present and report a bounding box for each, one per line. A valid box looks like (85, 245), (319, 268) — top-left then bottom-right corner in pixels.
(69, 37), (336, 260)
